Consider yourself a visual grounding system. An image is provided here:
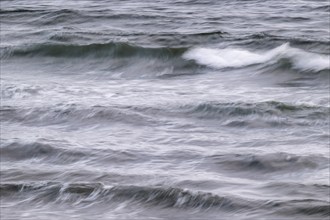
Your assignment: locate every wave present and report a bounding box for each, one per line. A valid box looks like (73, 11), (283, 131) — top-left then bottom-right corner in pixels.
(312, 5), (330, 12)
(268, 199), (330, 217)
(0, 8), (169, 21)
(1, 42), (187, 59)
(0, 104), (157, 127)
(2, 41), (328, 76)
(206, 152), (329, 174)
(0, 9), (46, 14)
(183, 43), (330, 72)
(35, 9), (88, 25)
(0, 182), (252, 210)
(174, 101), (330, 127)
(1, 101), (329, 128)
(262, 182), (330, 201)
(0, 142), (88, 163)
(180, 100), (329, 117)
(1, 182), (329, 217)
(1, 83), (42, 99)
(30, 9), (167, 25)
(0, 141), (144, 165)
(240, 33), (330, 51)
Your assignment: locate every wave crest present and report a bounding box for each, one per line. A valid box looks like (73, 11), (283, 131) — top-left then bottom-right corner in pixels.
(1, 101), (328, 128)
(183, 43), (330, 72)
(0, 182), (250, 210)
(1, 182), (329, 217)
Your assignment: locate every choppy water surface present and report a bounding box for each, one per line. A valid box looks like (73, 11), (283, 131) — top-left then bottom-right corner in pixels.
(1, 0), (329, 219)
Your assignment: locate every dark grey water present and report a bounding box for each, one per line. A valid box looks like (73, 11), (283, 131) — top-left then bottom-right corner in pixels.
(1, 0), (330, 219)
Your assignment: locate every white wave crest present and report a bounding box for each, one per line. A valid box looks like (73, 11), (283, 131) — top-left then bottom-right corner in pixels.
(183, 43), (330, 72)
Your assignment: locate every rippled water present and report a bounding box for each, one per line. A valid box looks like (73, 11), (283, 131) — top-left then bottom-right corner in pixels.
(1, 0), (330, 219)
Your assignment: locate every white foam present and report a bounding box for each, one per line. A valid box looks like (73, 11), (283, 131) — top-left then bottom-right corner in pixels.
(287, 46), (330, 72)
(183, 43), (330, 72)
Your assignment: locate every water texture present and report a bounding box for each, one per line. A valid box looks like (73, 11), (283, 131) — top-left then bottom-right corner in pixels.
(1, 0), (329, 219)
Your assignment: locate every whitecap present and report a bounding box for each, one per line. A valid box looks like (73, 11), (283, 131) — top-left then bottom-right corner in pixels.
(183, 43), (330, 72)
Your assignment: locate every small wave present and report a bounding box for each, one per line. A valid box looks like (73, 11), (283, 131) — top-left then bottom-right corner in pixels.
(177, 101), (330, 127)
(206, 152), (328, 174)
(312, 5), (330, 12)
(0, 9), (46, 14)
(0, 8), (94, 25)
(246, 33), (329, 45)
(265, 182), (330, 191)
(261, 16), (310, 22)
(131, 100), (329, 117)
(121, 101), (330, 128)
(0, 8), (170, 25)
(0, 141), (145, 165)
(184, 31), (227, 37)
(244, 33), (330, 50)
(1, 182), (329, 217)
(2, 101), (328, 128)
(2, 42), (187, 59)
(0, 142), (89, 163)
(0, 104), (157, 127)
(1, 83), (42, 99)
(232, 33), (330, 56)
(262, 182), (330, 201)
(183, 101), (327, 116)
(268, 199), (330, 217)
(0, 182), (252, 211)
(183, 43), (330, 72)
(34, 9), (91, 25)
(149, 30), (227, 42)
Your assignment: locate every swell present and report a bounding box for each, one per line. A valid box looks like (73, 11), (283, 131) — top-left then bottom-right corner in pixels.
(0, 141), (147, 165)
(0, 9), (83, 27)
(0, 9), (46, 14)
(1, 83), (42, 99)
(0, 142), (88, 164)
(0, 8), (170, 22)
(180, 101), (329, 119)
(1, 182), (329, 217)
(0, 182), (252, 211)
(262, 182), (330, 201)
(0, 104), (157, 127)
(30, 9), (171, 26)
(1, 42), (187, 59)
(1, 101), (329, 127)
(267, 199), (330, 217)
(158, 101), (330, 127)
(2, 39), (328, 77)
(307, 5), (330, 12)
(2, 141), (327, 178)
(147, 31), (227, 46)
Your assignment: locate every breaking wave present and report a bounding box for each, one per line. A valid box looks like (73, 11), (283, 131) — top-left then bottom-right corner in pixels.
(2, 42), (329, 75)
(183, 43), (330, 72)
